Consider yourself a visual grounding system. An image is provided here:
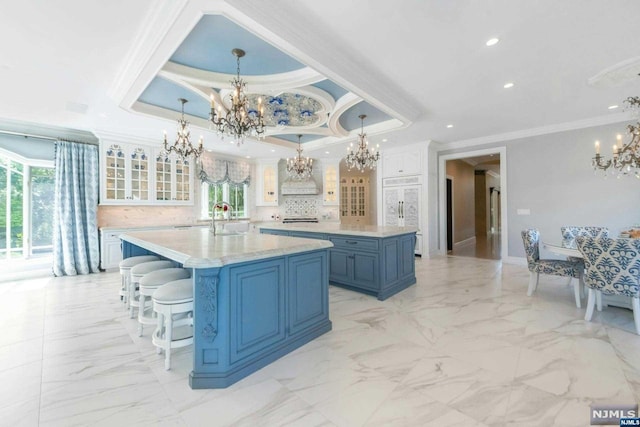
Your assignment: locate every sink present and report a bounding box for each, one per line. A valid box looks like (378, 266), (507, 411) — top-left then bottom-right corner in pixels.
(220, 221), (251, 233)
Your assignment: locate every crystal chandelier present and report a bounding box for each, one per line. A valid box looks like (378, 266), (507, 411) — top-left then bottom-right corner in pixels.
(592, 96), (640, 178)
(163, 98), (203, 159)
(345, 114), (380, 172)
(286, 134), (313, 179)
(209, 48), (266, 146)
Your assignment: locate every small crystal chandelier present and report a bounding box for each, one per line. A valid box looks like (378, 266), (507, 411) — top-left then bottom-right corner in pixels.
(209, 48), (266, 146)
(345, 114), (380, 172)
(286, 134), (313, 179)
(163, 98), (203, 159)
(592, 96), (640, 178)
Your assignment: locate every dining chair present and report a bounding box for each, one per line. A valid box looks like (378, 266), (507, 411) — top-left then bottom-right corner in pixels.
(560, 226), (610, 240)
(575, 236), (640, 335)
(560, 226), (610, 263)
(521, 229), (585, 307)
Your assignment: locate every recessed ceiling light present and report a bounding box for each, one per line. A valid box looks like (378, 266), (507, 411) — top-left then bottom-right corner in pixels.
(503, 82), (514, 89)
(270, 149), (275, 152)
(245, 155), (251, 159)
(486, 38), (499, 47)
(325, 151), (330, 154)
(446, 124), (454, 128)
(229, 141), (235, 144)
(608, 105), (619, 110)
(382, 138), (388, 142)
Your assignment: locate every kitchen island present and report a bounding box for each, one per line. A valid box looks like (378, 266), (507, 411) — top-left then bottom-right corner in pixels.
(259, 224), (417, 300)
(120, 228), (333, 389)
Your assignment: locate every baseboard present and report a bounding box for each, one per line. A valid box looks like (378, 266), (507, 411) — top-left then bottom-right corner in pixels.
(453, 236), (476, 249)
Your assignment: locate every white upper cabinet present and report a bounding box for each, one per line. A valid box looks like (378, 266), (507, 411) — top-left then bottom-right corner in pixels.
(322, 159), (340, 206)
(99, 139), (193, 205)
(255, 159), (279, 206)
(382, 149), (422, 178)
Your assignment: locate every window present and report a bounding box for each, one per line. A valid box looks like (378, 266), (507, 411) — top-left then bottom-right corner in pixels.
(0, 152), (54, 260)
(201, 182), (248, 219)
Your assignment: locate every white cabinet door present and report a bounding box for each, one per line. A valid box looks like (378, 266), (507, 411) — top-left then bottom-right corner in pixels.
(382, 184), (422, 255)
(383, 187), (400, 226)
(256, 160), (279, 206)
(100, 230), (123, 270)
(100, 140), (193, 205)
(382, 150), (422, 178)
(322, 160), (339, 206)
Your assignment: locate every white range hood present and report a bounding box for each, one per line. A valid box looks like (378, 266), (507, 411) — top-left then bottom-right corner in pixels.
(281, 178), (319, 195)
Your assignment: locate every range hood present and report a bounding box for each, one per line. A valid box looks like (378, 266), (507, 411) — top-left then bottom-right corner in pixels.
(281, 178), (319, 195)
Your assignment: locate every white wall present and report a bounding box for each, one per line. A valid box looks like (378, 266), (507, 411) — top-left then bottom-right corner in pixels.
(435, 120), (640, 260)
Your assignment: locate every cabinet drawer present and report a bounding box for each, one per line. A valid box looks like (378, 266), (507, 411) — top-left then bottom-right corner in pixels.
(329, 236), (378, 251)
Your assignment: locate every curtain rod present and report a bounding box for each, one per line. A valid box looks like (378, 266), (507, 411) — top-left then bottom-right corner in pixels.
(0, 129), (99, 145)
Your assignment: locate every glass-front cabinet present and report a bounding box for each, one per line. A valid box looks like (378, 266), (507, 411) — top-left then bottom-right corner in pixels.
(255, 159), (279, 206)
(100, 140), (193, 205)
(322, 159), (339, 206)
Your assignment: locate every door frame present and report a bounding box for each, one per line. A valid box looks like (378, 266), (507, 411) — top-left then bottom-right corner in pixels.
(446, 175), (454, 251)
(438, 147), (507, 259)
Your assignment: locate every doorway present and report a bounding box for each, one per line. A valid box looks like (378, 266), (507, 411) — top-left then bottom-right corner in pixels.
(439, 148), (507, 260)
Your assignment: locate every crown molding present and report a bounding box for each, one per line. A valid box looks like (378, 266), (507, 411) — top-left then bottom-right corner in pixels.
(0, 117), (98, 143)
(440, 112), (636, 151)
(588, 56), (640, 88)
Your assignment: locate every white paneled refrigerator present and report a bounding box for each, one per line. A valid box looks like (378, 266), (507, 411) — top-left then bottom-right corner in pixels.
(382, 176), (422, 255)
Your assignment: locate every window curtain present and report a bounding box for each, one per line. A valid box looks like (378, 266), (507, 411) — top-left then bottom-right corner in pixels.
(52, 140), (100, 276)
(199, 152), (251, 188)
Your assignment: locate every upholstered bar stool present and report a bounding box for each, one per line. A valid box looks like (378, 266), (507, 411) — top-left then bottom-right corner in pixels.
(137, 268), (191, 337)
(129, 260), (175, 319)
(152, 278), (194, 370)
(118, 255), (159, 307)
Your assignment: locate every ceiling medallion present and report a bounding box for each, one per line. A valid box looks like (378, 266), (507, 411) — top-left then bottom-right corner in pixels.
(345, 114), (380, 172)
(592, 96), (640, 177)
(162, 98), (203, 160)
(247, 93), (322, 127)
(286, 134), (314, 179)
(209, 48), (266, 146)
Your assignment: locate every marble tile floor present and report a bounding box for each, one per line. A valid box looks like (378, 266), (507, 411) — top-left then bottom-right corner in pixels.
(2, 256), (640, 426)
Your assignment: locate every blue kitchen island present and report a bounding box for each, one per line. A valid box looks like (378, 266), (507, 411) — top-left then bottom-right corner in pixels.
(259, 224), (417, 301)
(120, 228), (333, 389)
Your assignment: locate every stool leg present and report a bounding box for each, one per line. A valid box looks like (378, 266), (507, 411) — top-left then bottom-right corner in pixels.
(138, 294), (146, 337)
(123, 274), (130, 308)
(155, 311), (164, 355)
(165, 311), (173, 370)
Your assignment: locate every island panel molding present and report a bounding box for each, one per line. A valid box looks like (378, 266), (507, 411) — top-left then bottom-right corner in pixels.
(259, 223), (417, 300)
(120, 229), (332, 389)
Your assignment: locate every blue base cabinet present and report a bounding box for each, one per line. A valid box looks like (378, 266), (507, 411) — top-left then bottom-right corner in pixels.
(261, 229), (416, 300)
(121, 240), (331, 389)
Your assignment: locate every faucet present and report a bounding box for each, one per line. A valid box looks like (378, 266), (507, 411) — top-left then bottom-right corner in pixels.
(211, 201), (232, 236)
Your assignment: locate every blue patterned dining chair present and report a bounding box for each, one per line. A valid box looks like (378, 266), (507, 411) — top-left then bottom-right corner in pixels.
(521, 229), (585, 308)
(576, 236), (640, 335)
(560, 226), (610, 263)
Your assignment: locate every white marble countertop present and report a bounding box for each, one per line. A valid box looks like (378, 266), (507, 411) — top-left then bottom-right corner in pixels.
(120, 228), (333, 268)
(258, 223), (418, 238)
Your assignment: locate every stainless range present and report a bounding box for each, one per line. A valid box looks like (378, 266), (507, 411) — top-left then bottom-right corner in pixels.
(282, 217), (319, 224)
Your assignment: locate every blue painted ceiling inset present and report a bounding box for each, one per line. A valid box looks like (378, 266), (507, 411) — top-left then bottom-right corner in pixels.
(339, 101), (392, 132)
(312, 79), (349, 100)
(275, 133), (324, 144)
(138, 77), (210, 120)
(170, 15), (305, 76)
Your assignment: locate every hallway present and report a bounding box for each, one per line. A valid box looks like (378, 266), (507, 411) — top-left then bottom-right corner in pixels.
(449, 232), (501, 260)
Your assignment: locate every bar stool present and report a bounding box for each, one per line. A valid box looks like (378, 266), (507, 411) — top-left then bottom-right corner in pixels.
(152, 278), (193, 370)
(118, 255), (159, 307)
(129, 260), (174, 318)
(137, 268), (191, 337)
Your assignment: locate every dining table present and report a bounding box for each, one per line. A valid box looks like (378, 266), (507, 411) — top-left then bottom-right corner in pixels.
(542, 237), (631, 310)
